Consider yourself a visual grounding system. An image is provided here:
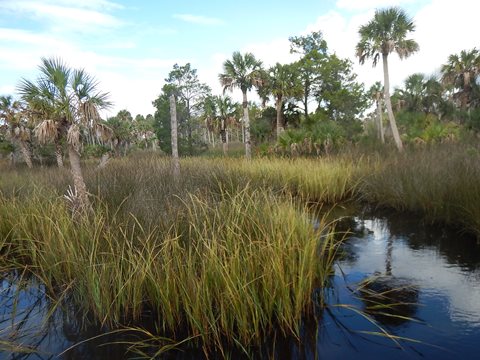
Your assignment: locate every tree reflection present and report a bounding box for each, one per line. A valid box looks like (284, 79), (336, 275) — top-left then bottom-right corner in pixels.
(358, 233), (419, 327)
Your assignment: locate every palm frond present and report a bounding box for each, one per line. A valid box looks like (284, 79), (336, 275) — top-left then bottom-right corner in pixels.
(95, 122), (113, 143)
(34, 119), (58, 144)
(67, 124), (81, 152)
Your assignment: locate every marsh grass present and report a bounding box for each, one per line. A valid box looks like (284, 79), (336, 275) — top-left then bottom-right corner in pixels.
(0, 170), (340, 353)
(358, 143), (480, 236)
(2, 143), (480, 355)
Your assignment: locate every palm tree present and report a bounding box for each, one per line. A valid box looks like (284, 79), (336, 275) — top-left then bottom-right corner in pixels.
(441, 48), (480, 111)
(219, 52), (263, 159)
(422, 76), (445, 117)
(18, 57), (111, 210)
(215, 95), (237, 156)
(0, 95), (33, 168)
(368, 82), (385, 143)
(356, 7), (419, 151)
(402, 73), (426, 112)
(395, 74), (446, 117)
(202, 95), (218, 147)
(266, 63), (303, 139)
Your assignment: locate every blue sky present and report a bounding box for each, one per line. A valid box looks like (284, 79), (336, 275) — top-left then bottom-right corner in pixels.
(0, 0), (478, 116)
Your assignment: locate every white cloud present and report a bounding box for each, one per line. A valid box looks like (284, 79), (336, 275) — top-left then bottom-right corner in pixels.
(243, 38), (297, 68)
(173, 14), (224, 26)
(336, 0), (415, 11)
(0, 28), (182, 116)
(0, 85), (16, 96)
(0, 0), (123, 31)
(303, 10), (385, 90)
(197, 52), (229, 98)
(51, 0), (124, 11)
(305, 0), (480, 92)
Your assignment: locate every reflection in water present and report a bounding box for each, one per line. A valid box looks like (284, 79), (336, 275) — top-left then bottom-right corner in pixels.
(357, 276), (419, 327)
(2, 210), (480, 359)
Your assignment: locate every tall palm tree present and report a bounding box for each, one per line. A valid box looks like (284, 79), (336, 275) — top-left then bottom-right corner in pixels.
(18, 57), (111, 210)
(368, 82), (385, 143)
(356, 7), (419, 151)
(219, 52), (263, 159)
(441, 48), (480, 110)
(266, 63), (303, 139)
(0, 95), (33, 168)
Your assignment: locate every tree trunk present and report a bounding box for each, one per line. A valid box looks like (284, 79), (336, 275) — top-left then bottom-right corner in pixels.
(221, 119), (228, 156)
(18, 140), (33, 169)
(382, 54), (403, 151)
(303, 78), (310, 118)
(169, 95), (180, 178)
(242, 91), (252, 160)
(68, 144), (90, 209)
(276, 96), (284, 139)
(55, 142), (64, 167)
(97, 152), (110, 169)
(222, 134), (228, 156)
(376, 98), (385, 144)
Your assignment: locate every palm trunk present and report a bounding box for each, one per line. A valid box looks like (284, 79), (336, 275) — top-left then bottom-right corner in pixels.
(242, 91), (252, 160)
(376, 98), (385, 143)
(382, 54), (403, 151)
(55, 142), (64, 167)
(19, 140), (33, 168)
(68, 144), (90, 209)
(169, 95), (180, 178)
(221, 119), (228, 156)
(97, 152), (110, 169)
(276, 96), (284, 139)
(222, 137), (228, 156)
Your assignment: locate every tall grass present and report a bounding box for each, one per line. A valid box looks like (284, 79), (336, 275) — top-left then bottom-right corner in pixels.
(2, 143), (480, 354)
(0, 179), (339, 352)
(358, 143), (480, 236)
(227, 157), (364, 203)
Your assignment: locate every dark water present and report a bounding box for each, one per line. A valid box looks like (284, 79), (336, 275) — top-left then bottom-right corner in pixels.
(2, 210), (480, 359)
(317, 211), (480, 359)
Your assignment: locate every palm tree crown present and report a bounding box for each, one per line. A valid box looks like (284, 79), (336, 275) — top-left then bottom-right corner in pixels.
(356, 7), (419, 66)
(441, 49), (480, 89)
(219, 52), (263, 94)
(18, 58), (111, 133)
(441, 48), (480, 109)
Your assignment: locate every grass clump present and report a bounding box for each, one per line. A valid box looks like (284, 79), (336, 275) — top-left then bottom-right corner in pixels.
(0, 181), (338, 352)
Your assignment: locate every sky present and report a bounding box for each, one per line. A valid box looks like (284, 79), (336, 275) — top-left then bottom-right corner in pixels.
(0, 0), (478, 117)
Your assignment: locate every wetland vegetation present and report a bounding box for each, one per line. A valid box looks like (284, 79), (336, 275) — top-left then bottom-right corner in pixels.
(1, 5), (480, 359)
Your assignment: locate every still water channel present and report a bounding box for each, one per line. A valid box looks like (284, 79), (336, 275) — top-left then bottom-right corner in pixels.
(1, 209), (480, 359)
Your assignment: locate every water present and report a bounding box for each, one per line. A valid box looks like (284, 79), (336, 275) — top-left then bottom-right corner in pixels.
(2, 210), (480, 359)
(319, 210), (480, 359)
